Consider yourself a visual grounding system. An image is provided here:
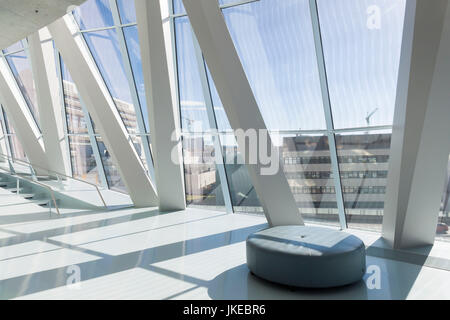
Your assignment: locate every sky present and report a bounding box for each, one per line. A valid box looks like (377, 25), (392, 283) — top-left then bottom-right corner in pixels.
(62, 0), (407, 132)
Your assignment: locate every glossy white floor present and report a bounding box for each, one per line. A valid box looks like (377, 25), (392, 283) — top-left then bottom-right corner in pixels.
(0, 197), (448, 300)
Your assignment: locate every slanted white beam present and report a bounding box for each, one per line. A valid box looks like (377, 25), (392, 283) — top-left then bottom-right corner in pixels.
(135, 0), (186, 211)
(182, 0), (303, 226)
(0, 57), (48, 170)
(28, 29), (70, 176)
(383, 0), (450, 248)
(49, 15), (158, 207)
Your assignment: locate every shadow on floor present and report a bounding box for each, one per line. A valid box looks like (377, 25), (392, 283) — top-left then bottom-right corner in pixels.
(0, 215), (267, 299)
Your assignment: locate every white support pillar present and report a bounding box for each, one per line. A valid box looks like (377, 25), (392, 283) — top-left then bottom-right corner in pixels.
(0, 57), (48, 170)
(383, 0), (450, 248)
(135, 0), (186, 211)
(28, 29), (70, 176)
(49, 15), (158, 207)
(182, 0), (303, 226)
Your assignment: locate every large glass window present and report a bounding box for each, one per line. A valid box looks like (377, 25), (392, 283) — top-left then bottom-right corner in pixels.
(220, 133), (262, 213)
(280, 134), (339, 226)
(4, 46), (40, 127)
(60, 55), (127, 191)
(68, 135), (101, 185)
(175, 16), (211, 133)
(60, 58), (103, 185)
(2, 109), (26, 161)
(182, 134), (226, 209)
(60, 60), (89, 135)
(83, 29), (139, 134)
(73, 0), (115, 30)
(336, 130), (391, 231)
(123, 25), (150, 131)
(74, 0), (153, 178)
(222, 0), (326, 131)
(117, 0), (136, 24)
(7, 134), (26, 162)
(96, 137), (127, 192)
(173, 0), (186, 15)
(3, 41), (23, 54)
(317, 0), (406, 129)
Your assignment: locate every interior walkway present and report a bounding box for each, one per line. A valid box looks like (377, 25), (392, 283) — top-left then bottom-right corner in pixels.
(0, 161), (133, 209)
(0, 198), (448, 300)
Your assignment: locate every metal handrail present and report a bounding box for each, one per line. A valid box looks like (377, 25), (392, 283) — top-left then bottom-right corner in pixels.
(0, 167), (60, 215)
(0, 153), (107, 209)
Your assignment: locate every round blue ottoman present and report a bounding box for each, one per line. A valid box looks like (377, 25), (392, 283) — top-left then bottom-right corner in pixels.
(246, 226), (366, 288)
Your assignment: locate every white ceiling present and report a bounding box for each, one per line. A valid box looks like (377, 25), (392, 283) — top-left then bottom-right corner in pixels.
(0, 0), (85, 51)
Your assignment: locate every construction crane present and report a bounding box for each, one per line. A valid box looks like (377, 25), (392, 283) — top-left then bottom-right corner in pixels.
(366, 108), (379, 126)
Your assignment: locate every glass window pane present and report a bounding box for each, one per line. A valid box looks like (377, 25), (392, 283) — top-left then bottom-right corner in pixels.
(123, 26), (149, 132)
(220, 133), (262, 214)
(60, 59), (89, 135)
(96, 137), (127, 193)
(117, 0), (136, 24)
(205, 65), (231, 132)
(60, 57), (105, 187)
(281, 133), (340, 227)
(69, 135), (102, 185)
(84, 29), (139, 134)
(3, 41), (23, 54)
(8, 134), (26, 162)
(317, 0), (406, 129)
(6, 51), (40, 127)
(336, 130), (392, 232)
(131, 135), (150, 170)
(182, 134), (226, 209)
(175, 17), (211, 132)
(222, 0), (326, 131)
(3, 111), (27, 161)
(173, 0), (185, 15)
(73, 0), (115, 30)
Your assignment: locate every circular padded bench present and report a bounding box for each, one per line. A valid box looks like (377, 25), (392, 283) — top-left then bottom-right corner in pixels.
(246, 226), (366, 288)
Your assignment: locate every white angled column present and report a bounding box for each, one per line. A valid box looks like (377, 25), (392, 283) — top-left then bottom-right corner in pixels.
(383, 0), (450, 248)
(182, 0), (303, 226)
(49, 15), (158, 207)
(0, 57), (48, 170)
(135, 0), (186, 211)
(28, 29), (70, 176)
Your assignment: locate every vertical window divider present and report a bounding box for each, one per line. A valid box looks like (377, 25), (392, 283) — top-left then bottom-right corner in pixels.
(55, 51), (74, 176)
(191, 30), (234, 214)
(80, 98), (109, 189)
(20, 38), (42, 133)
(309, 0), (347, 229)
(108, 0), (156, 184)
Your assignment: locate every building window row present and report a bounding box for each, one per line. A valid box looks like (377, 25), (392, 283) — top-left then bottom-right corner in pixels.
(291, 185), (386, 195)
(286, 170), (388, 180)
(284, 155), (389, 165)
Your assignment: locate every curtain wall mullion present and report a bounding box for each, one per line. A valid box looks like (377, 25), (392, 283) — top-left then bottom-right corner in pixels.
(191, 29), (234, 214)
(309, 0), (347, 229)
(79, 99), (109, 189)
(20, 38), (42, 132)
(55, 51), (74, 176)
(108, 0), (156, 184)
